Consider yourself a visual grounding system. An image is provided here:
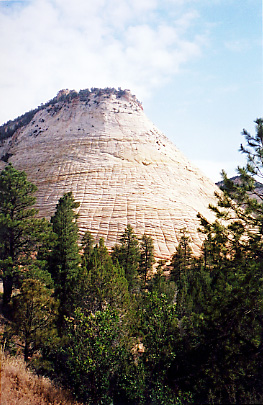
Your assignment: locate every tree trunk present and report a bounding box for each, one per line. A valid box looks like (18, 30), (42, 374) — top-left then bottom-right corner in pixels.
(2, 275), (13, 308)
(24, 337), (29, 362)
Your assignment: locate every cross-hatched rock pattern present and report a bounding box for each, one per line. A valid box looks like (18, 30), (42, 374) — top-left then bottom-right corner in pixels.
(0, 88), (219, 258)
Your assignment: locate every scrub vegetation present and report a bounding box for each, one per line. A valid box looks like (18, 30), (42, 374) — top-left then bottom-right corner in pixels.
(1, 119), (263, 404)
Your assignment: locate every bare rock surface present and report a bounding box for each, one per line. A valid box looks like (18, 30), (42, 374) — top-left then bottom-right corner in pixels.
(0, 88), (219, 258)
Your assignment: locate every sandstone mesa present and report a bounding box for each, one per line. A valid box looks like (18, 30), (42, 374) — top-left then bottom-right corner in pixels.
(0, 88), (219, 259)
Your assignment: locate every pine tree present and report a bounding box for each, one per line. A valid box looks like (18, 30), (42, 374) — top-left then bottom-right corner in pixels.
(79, 237), (130, 314)
(81, 229), (95, 270)
(186, 119), (263, 403)
(170, 230), (193, 283)
(139, 233), (155, 286)
(49, 192), (81, 328)
(112, 224), (140, 291)
(59, 241), (132, 404)
(0, 164), (51, 308)
(12, 278), (57, 362)
(199, 119), (263, 263)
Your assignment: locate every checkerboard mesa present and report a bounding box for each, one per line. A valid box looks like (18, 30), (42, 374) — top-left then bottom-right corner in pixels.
(0, 88), (218, 259)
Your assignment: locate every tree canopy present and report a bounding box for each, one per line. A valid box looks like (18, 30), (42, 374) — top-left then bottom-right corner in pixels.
(3, 119), (263, 404)
(0, 163), (51, 308)
(49, 192), (81, 329)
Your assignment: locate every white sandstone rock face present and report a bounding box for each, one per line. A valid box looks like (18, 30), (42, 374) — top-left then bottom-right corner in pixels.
(0, 89), (219, 258)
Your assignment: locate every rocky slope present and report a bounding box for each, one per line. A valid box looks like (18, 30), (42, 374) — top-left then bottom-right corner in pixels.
(0, 88), (219, 258)
(216, 175), (263, 202)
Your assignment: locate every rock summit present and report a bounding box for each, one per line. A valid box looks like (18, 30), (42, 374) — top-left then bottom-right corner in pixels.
(0, 88), (218, 258)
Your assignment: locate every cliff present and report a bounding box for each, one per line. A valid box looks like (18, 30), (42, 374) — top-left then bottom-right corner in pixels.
(0, 88), (218, 258)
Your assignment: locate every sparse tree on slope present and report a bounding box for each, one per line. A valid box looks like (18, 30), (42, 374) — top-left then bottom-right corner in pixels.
(12, 278), (57, 362)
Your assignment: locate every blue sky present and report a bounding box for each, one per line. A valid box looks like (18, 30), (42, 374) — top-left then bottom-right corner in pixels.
(0, 0), (262, 181)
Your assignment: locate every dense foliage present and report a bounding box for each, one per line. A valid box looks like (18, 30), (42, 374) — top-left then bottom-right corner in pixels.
(1, 119), (263, 404)
(0, 164), (51, 308)
(49, 192), (81, 330)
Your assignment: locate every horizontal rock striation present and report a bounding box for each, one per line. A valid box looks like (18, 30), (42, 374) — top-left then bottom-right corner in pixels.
(0, 88), (219, 258)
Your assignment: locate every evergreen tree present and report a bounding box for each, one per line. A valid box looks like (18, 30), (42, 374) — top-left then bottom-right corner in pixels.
(78, 238), (130, 314)
(56, 240), (133, 404)
(170, 230), (193, 282)
(179, 245), (263, 403)
(81, 229), (95, 270)
(12, 278), (58, 362)
(0, 164), (51, 308)
(139, 233), (155, 286)
(49, 192), (81, 328)
(184, 118), (263, 403)
(61, 308), (131, 404)
(112, 224), (140, 291)
(169, 232), (196, 317)
(199, 119), (263, 263)
(133, 291), (192, 404)
(92, 237), (111, 268)
(148, 259), (177, 303)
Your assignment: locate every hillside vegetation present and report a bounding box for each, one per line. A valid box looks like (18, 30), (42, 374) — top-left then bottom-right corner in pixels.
(1, 352), (82, 404)
(0, 119), (263, 404)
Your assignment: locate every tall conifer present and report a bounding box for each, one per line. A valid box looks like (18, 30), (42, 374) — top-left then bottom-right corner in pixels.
(112, 224), (140, 291)
(0, 164), (50, 308)
(49, 192), (80, 328)
(139, 234), (155, 285)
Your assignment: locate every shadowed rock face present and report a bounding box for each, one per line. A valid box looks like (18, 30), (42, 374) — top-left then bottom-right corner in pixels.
(0, 88), (218, 258)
